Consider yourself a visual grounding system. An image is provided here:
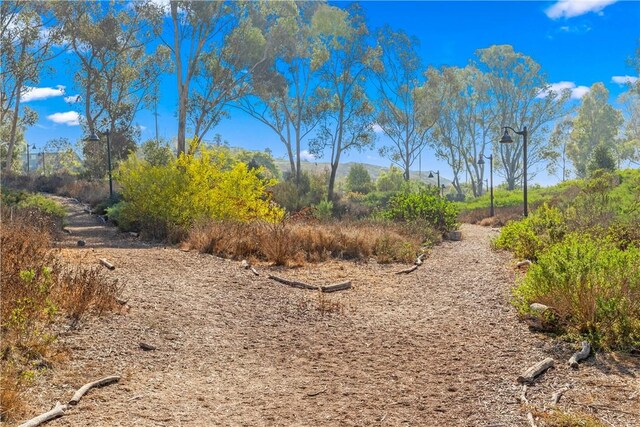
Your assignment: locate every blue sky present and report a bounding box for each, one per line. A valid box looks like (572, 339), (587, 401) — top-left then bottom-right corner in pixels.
(22, 0), (640, 184)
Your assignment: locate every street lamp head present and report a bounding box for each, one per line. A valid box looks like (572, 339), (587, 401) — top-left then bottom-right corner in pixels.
(477, 156), (485, 165)
(499, 128), (513, 144)
(31, 144), (36, 149)
(86, 132), (100, 142)
(428, 171), (434, 178)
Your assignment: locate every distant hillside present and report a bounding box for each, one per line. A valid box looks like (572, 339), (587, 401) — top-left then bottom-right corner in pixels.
(273, 159), (451, 186)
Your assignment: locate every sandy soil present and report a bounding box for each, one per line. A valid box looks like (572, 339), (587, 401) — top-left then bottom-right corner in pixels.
(15, 197), (639, 426)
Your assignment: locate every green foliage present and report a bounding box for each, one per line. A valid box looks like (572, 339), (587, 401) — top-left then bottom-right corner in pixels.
(1, 189), (66, 222)
(587, 144), (616, 174)
(313, 199), (334, 221)
(116, 146), (282, 237)
(381, 188), (459, 233)
(376, 166), (405, 192)
(514, 234), (640, 350)
(345, 163), (373, 194)
(493, 204), (567, 261)
(271, 171), (327, 213)
(140, 138), (174, 166)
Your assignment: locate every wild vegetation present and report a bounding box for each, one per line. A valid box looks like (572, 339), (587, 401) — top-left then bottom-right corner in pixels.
(493, 169), (640, 351)
(0, 196), (122, 421)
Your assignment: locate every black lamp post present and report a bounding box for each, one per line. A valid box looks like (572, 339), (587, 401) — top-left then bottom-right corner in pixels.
(500, 126), (528, 217)
(441, 183), (445, 197)
(428, 170), (440, 191)
(477, 153), (494, 217)
(86, 129), (113, 199)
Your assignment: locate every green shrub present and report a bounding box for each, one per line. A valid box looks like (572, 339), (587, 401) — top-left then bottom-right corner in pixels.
(115, 146), (283, 238)
(1, 189), (66, 226)
(493, 203), (567, 260)
(513, 234), (640, 350)
(381, 189), (459, 234)
(313, 199), (334, 221)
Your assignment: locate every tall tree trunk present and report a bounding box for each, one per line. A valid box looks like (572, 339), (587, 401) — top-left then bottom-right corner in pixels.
(5, 84), (22, 173)
(172, 2), (186, 156)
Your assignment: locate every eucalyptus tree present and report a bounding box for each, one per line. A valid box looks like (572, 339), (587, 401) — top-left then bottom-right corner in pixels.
(567, 82), (624, 177)
(475, 45), (570, 190)
(1, 1), (62, 172)
(428, 65), (496, 197)
(237, 1), (328, 184)
(374, 26), (446, 181)
(309, 4), (377, 200)
(55, 1), (166, 176)
(543, 117), (573, 181)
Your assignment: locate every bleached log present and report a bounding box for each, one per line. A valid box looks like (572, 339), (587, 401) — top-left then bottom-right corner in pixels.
(568, 342), (591, 368)
(69, 375), (120, 405)
(18, 402), (66, 427)
(320, 281), (351, 293)
(99, 258), (115, 270)
(415, 253), (426, 266)
(518, 357), (554, 384)
(268, 275), (318, 290)
(395, 265), (418, 274)
(250, 267), (259, 276)
(550, 385), (571, 404)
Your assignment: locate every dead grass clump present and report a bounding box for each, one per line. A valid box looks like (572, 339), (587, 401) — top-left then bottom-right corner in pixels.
(187, 219), (431, 265)
(58, 179), (110, 207)
(0, 208), (122, 422)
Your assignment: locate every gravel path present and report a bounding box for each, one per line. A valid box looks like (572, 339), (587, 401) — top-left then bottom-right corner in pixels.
(20, 197), (639, 427)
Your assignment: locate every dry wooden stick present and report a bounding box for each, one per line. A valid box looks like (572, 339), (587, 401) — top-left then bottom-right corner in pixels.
(526, 412), (536, 427)
(518, 357), (554, 384)
(306, 386), (327, 397)
(519, 385), (529, 404)
(268, 274), (318, 290)
(414, 253), (426, 266)
(395, 265), (418, 274)
(568, 341), (591, 368)
(550, 385), (571, 405)
(250, 267), (259, 276)
(69, 375), (120, 405)
(319, 281), (351, 293)
(99, 258), (115, 270)
(18, 402), (66, 427)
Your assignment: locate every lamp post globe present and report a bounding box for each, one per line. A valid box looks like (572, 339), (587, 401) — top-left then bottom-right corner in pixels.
(499, 126), (528, 217)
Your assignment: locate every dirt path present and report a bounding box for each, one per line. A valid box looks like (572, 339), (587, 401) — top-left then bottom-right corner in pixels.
(22, 197), (639, 426)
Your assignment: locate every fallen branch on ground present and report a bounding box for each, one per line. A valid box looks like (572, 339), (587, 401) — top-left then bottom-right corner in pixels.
(415, 253), (426, 266)
(69, 375), (120, 405)
(267, 275), (351, 292)
(99, 258), (115, 270)
(319, 281), (351, 293)
(550, 385), (571, 404)
(526, 412), (536, 427)
(568, 342), (591, 368)
(18, 402), (66, 427)
(250, 267), (259, 276)
(395, 265), (418, 274)
(518, 358), (554, 384)
(306, 386), (327, 397)
(519, 385), (529, 404)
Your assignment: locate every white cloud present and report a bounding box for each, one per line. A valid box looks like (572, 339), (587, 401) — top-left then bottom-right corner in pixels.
(47, 111), (80, 126)
(300, 150), (316, 161)
(545, 0), (618, 19)
(537, 81), (590, 100)
(64, 95), (82, 104)
(21, 85), (65, 102)
(372, 123), (384, 134)
(611, 75), (639, 85)
(137, 125), (147, 131)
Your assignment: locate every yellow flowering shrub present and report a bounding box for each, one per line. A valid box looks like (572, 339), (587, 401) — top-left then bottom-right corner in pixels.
(115, 147), (283, 236)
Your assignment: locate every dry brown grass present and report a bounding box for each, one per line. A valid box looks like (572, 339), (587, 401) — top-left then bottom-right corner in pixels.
(459, 205), (528, 226)
(533, 408), (608, 427)
(58, 179), (110, 207)
(0, 207), (122, 422)
(187, 218), (437, 266)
